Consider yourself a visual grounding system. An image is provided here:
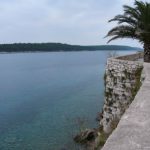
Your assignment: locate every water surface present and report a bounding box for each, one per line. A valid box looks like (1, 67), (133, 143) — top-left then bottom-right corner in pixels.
(0, 51), (134, 150)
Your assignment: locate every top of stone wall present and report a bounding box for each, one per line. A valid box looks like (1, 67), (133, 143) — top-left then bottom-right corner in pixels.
(116, 52), (143, 61)
(107, 52), (143, 67)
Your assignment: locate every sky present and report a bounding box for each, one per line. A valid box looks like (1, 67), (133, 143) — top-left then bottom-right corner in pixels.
(0, 0), (144, 47)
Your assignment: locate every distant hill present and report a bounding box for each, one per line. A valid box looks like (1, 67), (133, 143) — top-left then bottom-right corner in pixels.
(0, 43), (143, 52)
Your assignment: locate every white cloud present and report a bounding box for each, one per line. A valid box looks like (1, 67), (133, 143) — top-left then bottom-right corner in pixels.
(0, 0), (141, 47)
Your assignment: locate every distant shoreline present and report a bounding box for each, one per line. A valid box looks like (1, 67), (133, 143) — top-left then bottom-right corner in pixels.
(0, 49), (142, 54)
(0, 43), (142, 53)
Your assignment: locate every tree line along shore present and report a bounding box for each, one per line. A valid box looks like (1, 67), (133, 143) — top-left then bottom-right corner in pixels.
(0, 43), (142, 52)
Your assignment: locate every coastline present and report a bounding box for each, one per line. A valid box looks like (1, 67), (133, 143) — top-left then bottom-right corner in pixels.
(0, 49), (142, 55)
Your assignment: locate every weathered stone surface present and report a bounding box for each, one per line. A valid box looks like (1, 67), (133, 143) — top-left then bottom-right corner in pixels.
(101, 62), (150, 150)
(100, 52), (143, 134)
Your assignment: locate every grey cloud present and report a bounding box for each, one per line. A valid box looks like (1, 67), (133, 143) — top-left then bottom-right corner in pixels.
(0, 0), (141, 47)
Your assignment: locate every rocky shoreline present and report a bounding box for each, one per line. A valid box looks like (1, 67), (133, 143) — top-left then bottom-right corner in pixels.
(74, 52), (144, 150)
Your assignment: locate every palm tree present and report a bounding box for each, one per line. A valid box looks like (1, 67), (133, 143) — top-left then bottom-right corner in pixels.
(106, 0), (150, 62)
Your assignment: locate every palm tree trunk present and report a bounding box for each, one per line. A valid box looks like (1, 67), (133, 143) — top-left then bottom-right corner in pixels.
(144, 43), (150, 62)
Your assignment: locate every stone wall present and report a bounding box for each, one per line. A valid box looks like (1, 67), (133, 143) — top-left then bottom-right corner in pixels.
(100, 52), (143, 133)
(101, 62), (150, 150)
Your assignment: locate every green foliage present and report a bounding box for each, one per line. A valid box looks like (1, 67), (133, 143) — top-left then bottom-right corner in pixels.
(123, 69), (130, 78)
(106, 1), (150, 44)
(95, 131), (109, 149)
(98, 132), (109, 147)
(95, 117), (119, 149)
(96, 117), (120, 150)
(131, 67), (143, 99)
(110, 117), (120, 131)
(105, 89), (113, 97)
(104, 73), (107, 87)
(0, 43), (142, 52)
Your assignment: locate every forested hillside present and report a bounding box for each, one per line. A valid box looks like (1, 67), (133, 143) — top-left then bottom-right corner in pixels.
(0, 43), (142, 52)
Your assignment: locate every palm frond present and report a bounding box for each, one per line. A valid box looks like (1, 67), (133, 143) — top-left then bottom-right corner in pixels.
(106, 0), (150, 44)
(107, 36), (121, 43)
(106, 25), (135, 36)
(123, 5), (140, 20)
(109, 15), (137, 27)
(106, 25), (138, 43)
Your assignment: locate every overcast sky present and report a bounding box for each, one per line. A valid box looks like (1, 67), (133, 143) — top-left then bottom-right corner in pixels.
(0, 0), (143, 47)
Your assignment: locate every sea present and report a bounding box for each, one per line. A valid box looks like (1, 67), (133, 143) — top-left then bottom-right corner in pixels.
(0, 50), (135, 150)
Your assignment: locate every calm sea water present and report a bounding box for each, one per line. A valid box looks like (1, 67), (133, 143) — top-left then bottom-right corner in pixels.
(0, 51), (134, 150)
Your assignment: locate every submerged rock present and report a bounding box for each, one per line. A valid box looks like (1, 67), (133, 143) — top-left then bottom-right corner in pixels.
(74, 129), (97, 144)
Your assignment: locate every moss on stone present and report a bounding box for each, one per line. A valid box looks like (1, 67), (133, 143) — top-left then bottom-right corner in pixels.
(95, 131), (109, 149)
(99, 63), (143, 150)
(104, 72), (107, 86)
(131, 67), (143, 99)
(95, 117), (120, 149)
(110, 117), (120, 131)
(105, 88), (113, 98)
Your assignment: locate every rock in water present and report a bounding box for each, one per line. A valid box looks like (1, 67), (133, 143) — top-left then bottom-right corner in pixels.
(74, 129), (97, 144)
